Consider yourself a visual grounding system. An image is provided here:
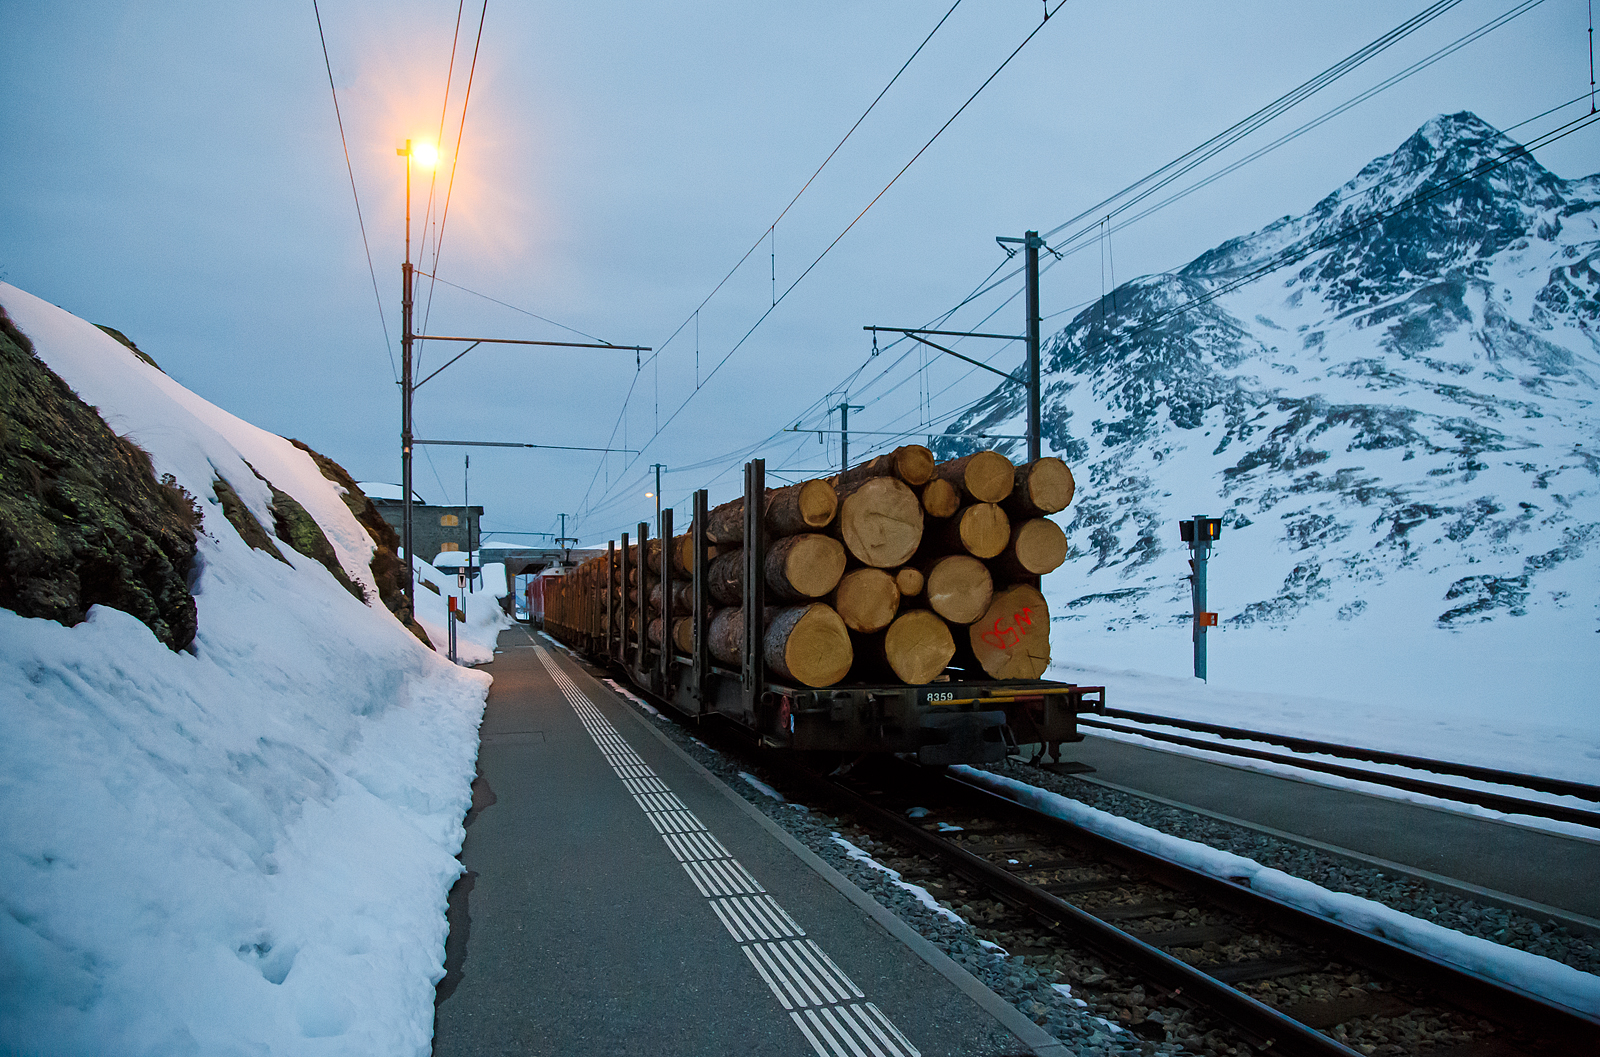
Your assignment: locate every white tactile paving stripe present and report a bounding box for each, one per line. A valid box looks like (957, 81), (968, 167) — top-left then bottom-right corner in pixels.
(534, 646), (919, 1057)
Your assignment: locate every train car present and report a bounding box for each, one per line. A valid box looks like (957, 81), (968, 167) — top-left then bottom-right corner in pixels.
(542, 458), (1103, 767)
(525, 565), (566, 629)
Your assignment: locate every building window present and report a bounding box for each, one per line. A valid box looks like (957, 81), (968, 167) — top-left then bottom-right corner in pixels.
(440, 514), (459, 527)
(440, 542), (460, 552)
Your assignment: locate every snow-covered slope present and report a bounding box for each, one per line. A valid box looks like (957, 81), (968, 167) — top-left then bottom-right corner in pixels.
(0, 283), (488, 1054)
(939, 113), (1600, 778)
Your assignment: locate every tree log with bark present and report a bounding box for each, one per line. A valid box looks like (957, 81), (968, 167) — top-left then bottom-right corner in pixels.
(647, 533), (712, 580)
(874, 609), (955, 684)
(924, 503), (1010, 559)
(706, 479), (838, 544)
(706, 534), (846, 605)
(920, 477), (960, 519)
(990, 517), (1068, 578)
(1003, 457), (1075, 517)
(830, 444), (936, 490)
(934, 450), (1015, 504)
(764, 604), (853, 687)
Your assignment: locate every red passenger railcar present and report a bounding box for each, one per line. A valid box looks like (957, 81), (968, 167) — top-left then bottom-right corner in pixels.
(526, 566), (566, 629)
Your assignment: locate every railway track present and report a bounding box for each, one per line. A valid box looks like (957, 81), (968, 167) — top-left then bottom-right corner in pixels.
(576, 647), (1598, 1055)
(1076, 709), (1600, 830)
(757, 752), (1599, 1056)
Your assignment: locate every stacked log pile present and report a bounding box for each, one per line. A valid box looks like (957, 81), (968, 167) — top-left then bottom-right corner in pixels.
(551, 445), (1075, 690)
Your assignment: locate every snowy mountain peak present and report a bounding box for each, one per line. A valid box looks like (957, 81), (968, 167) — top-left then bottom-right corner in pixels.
(936, 113), (1600, 649)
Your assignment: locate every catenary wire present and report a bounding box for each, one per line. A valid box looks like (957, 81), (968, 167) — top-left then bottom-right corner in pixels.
(310, 0), (396, 383)
(576, 2), (1070, 528)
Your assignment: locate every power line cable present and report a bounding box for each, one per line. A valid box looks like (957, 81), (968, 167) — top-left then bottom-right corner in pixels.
(576, 2), (1069, 527)
(415, 0), (468, 372)
(412, 269), (615, 344)
(574, 0), (975, 522)
(310, 0), (397, 383)
(417, 0), (488, 371)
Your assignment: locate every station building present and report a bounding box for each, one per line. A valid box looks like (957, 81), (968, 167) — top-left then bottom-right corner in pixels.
(359, 482), (481, 563)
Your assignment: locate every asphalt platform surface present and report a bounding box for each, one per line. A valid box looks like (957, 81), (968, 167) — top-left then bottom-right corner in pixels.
(432, 625), (1052, 1057)
(1063, 734), (1600, 924)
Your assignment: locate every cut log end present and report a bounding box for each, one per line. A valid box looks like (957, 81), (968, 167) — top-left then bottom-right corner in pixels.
(884, 609), (955, 685)
(1010, 457), (1075, 516)
(791, 479), (840, 530)
(969, 584), (1049, 679)
(765, 604), (853, 687)
(894, 566), (925, 597)
(833, 567), (900, 633)
(923, 554), (994, 625)
(892, 444), (936, 486)
(921, 478), (960, 519)
(956, 503), (1010, 559)
(944, 450), (1015, 504)
(1011, 518), (1068, 575)
(772, 533), (847, 599)
(839, 476), (923, 568)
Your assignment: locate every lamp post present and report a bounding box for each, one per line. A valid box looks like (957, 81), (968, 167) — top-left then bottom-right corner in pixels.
(397, 139), (436, 613)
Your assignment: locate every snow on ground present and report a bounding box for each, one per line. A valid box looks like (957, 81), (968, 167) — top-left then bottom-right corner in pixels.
(953, 767), (1600, 1017)
(0, 282), (490, 1055)
(408, 554), (512, 665)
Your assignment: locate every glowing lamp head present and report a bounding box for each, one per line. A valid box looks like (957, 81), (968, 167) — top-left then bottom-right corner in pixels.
(411, 141), (439, 169)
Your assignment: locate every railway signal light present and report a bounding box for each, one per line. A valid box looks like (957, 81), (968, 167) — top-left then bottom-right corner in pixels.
(1180, 515), (1221, 681)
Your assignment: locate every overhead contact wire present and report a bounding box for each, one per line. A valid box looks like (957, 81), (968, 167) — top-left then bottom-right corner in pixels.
(311, 0), (396, 383)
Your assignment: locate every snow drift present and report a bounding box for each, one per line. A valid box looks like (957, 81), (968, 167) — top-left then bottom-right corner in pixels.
(0, 282), (489, 1055)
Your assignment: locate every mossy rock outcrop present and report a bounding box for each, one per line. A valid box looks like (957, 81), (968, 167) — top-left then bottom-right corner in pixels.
(288, 439), (428, 646)
(265, 481), (366, 603)
(0, 306), (198, 650)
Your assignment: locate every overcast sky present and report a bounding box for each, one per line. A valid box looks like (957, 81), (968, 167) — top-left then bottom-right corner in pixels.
(2, 0), (1591, 549)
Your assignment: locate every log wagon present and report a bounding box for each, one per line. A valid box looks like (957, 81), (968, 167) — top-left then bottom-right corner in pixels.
(542, 450), (1103, 766)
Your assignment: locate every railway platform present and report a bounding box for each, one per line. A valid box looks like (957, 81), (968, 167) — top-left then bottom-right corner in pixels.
(431, 624), (1061, 1057)
(1060, 734), (1600, 928)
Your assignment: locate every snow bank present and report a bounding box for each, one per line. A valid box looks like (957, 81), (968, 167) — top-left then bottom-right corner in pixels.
(409, 554), (512, 665)
(0, 282), (490, 1055)
(952, 766), (1600, 1016)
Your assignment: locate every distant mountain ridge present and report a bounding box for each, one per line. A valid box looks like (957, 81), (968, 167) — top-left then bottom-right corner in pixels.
(936, 112), (1599, 634)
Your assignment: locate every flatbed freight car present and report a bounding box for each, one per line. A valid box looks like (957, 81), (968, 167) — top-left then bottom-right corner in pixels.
(544, 458), (1103, 766)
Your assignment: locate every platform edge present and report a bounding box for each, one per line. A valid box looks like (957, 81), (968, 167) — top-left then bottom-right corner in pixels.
(548, 645), (1071, 1057)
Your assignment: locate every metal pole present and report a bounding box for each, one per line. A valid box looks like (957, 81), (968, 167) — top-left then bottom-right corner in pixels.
(651, 463), (665, 538)
(463, 453), (471, 595)
(659, 507), (673, 694)
(400, 140), (415, 610)
(636, 521), (649, 678)
(1192, 515), (1210, 682)
(1025, 230), (1042, 463)
(691, 489), (708, 710)
(835, 401), (863, 471)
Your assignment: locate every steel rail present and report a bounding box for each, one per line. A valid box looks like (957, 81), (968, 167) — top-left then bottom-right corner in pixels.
(1098, 708), (1600, 802)
(770, 760), (1361, 1057)
(1079, 717), (1600, 829)
(937, 769), (1600, 1048)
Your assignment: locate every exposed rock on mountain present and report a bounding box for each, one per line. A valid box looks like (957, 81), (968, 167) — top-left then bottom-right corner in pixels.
(937, 113), (1598, 635)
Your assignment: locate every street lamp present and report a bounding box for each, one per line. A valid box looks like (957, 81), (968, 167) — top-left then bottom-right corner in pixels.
(397, 138), (436, 613)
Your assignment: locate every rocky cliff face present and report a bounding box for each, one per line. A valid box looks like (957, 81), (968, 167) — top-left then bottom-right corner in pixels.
(0, 308), (199, 650)
(937, 113), (1599, 635)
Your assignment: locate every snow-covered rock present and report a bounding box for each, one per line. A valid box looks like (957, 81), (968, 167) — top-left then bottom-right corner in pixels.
(0, 283), (489, 1055)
